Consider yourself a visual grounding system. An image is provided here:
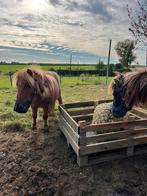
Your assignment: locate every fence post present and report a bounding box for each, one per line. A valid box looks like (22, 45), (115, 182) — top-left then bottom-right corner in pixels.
(9, 72), (12, 86)
(106, 39), (112, 85)
(60, 75), (62, 85)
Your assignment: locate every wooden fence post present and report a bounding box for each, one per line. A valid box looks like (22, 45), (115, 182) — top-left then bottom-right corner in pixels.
(78, 120), (88, 166)
(9, 72), (12, 86)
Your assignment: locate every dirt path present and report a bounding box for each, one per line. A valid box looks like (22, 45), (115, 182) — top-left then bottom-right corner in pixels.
(0, 119), (147, 196)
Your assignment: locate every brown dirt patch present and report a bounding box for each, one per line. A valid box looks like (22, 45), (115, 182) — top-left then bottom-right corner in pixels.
(0, 119), (147, 196)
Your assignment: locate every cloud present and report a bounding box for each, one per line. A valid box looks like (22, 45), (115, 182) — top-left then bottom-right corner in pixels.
(49, 0), (112, 22)
(0, 0), (144, 64)
(49, 0), (61, 7)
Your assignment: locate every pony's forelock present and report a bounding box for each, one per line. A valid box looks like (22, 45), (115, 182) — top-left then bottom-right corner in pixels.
(25, 71), (36, 88)
(13, 69), (36, 89)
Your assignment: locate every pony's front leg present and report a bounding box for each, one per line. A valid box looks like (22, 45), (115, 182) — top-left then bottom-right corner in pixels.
(43, 107), (49, 129)
(31, 106), (38, 129)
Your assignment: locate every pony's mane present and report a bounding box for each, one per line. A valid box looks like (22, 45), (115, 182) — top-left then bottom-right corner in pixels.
(13, 69), (35, 88)
(108, 75), (121, 94)
(108, 71), (134, 94)
(13, 68), (59, 99)
(124, 69), (147, 107)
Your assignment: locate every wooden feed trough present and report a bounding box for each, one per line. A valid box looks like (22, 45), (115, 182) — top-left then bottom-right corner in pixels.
(59, 100), (147, 167)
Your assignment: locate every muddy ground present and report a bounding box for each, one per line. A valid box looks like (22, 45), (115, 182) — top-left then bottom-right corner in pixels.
(1, 117), (147, 196)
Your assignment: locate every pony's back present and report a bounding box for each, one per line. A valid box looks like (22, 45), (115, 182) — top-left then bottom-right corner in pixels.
(47, 71), (60, 85)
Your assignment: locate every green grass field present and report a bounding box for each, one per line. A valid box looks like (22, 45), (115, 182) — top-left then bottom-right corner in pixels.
(0, 64), (97, 73)
(0, 86), (111, 129)
(0, 64), (112, 130)
(0, 64), (110, 89)
(0, 74), (112, 89)
(0, 74), (112, 130)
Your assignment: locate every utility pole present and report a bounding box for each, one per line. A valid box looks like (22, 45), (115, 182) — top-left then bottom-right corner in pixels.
(146, 48), (147, 67)
(106, 39), (112, 85)
(69, 54), (72, 76)
(69, 54), (72, 69)
(98, 58), (101, 82)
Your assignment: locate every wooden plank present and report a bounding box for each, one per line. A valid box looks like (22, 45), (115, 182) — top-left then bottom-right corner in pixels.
(80, 138), (129, 155)
(59, 105), (79, 133)
(80, 135), (147, 155)
(126, 128), (134, 156)
(77, 155), (88, 167)
(73, 114), (93, 122)
(68, 108), (94, 116)
(79, 128), (147, 145)
(64, 101), (94, 109)
(129, 112), (141, 119)
(59, 115), (79, 144)
(134, 135), (147, 146)
(59, 122), (79, 156)
(80, 119), (147, 133)
(78, 121), (87, 146)
(64, 99), (112, 110)
(97, 99), (112, 104)
(132, 108), (147, 119)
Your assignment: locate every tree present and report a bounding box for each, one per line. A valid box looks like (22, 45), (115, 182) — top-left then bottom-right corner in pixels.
(115, 39), (136, 68)
(127, 0), (147, 45)
(96, 60), (105, 71)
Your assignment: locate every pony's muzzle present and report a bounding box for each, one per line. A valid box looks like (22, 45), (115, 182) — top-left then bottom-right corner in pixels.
(14, 100), (32, 113)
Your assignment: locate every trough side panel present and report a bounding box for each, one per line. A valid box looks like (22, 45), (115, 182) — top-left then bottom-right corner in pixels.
(68, 108), (94, 116)
(64, 101), (94, 109)
(59, 120), (79, 156)
(59, 105), (79, 133)
(80, 135), (147, 155)
(80, 119), (147, 133)
(79, 128), (147, 145)
(59, 115), (79, 144)
(73, 114), (93, 122)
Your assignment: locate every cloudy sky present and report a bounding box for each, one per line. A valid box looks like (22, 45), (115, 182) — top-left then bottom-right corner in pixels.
(0, 0), (146, 64)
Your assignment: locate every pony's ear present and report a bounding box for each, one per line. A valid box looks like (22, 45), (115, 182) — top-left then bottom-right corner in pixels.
(27, 69), (33, 77)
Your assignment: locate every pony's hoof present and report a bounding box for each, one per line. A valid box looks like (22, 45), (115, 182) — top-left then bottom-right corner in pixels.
(43, 126), (49, 132)
(32, 126), (37, 130)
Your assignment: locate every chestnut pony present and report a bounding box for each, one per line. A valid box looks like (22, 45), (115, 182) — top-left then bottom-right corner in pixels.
(14, 68), (62, 129)
(109, 70), (147, 118)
